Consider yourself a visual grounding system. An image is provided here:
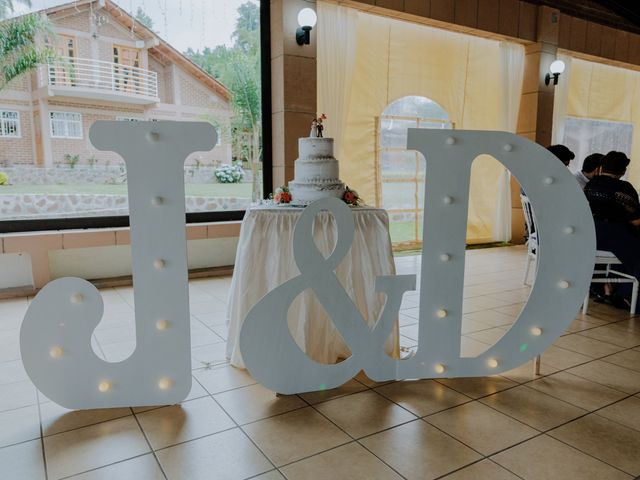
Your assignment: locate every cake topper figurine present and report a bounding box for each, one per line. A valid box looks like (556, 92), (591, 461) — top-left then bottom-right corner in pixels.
(309, 114), (327, 138)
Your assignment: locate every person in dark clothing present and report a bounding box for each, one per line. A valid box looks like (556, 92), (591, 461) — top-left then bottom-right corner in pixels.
(547, 144), (576, 166)
(584, 151), (640, 308)
(574, 153), (603, 189)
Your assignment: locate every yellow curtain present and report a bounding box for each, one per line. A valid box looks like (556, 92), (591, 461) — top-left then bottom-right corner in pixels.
(321, 10), (512, 243)
(566, 58), (640, 187)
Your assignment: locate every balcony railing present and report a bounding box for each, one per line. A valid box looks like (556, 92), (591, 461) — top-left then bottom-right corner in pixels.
(39, 57), (159, 101)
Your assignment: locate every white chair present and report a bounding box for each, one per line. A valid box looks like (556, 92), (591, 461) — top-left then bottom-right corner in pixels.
(520, 194), (537, 286)
(583, 250), (638, 316)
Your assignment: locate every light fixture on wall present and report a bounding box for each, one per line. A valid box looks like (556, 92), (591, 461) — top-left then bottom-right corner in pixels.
(296, 8), (317, 45)
(545, 60), (566, 86)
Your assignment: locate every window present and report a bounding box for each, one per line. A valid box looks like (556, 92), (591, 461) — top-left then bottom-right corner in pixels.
(1, 0), (269, 229)
(377, 96), (452, 246)
(562, 117), (633, 172)
(0, 111), (20, 138)
(50, 112), (83, 139)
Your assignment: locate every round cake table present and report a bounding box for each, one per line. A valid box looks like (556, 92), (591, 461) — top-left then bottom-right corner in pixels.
(226, 204), (400, 368)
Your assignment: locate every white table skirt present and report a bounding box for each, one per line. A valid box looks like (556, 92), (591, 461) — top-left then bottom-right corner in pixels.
(226, 205), (399, 368)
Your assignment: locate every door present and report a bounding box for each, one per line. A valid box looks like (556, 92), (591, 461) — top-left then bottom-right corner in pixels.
(49, 35), (76, 86)
(113, 45), (142, 93)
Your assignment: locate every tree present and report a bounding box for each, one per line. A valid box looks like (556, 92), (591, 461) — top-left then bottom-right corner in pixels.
(134, 6), (154, 30)
(1, 1), (55, 90)
(186, 1), (262, 199)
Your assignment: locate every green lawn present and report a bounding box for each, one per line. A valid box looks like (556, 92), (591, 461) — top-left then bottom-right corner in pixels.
(389, 221), (421, 244)
(0, 183), (253, 197)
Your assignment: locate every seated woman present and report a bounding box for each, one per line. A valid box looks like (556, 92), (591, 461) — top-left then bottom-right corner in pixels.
(584, 151), (640, 307)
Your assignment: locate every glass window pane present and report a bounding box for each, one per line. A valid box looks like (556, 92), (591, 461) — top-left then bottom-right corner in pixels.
(1, 1), (262, 221)
(381, 151), (416, 179)
(380, 118), (417, 148)
(562, 117), (633, 172)
(383, 96), (450, 120)
(382, 182), (416, 210)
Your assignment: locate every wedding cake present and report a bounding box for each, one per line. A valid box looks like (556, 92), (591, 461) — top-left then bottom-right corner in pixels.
(289, 138), (346, 205)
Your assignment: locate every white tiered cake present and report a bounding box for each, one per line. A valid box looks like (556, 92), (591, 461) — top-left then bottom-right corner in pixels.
(289, 138), (345, 205)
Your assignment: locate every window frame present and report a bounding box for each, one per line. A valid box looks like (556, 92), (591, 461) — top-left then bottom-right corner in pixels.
(376, 97), (453, 247)
(1, 2), (272, 233)
(49, 111), (83, 139)
(0, 110), (21, 138)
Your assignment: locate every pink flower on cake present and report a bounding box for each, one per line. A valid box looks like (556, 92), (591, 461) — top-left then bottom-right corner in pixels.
(273, 186), (292, 204)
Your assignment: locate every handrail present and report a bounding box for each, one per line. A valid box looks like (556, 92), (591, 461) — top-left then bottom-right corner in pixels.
(41, 56), (159, 98)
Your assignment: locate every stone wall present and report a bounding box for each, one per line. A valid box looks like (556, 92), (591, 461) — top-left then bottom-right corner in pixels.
(1, 193), (251, 219)
(0, 165), (252, 185)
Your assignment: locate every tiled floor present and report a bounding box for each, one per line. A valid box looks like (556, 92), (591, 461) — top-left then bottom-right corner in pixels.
(1, 245), (640, 479)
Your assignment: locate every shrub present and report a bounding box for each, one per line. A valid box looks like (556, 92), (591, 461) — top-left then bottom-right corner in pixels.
(0, 172), (8, 185)
(214, 163), (244, 184)
(64, 154), (80, 169)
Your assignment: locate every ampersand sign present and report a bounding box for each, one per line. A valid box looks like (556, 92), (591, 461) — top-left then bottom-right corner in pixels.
(239, 197), (416, 394)
(241, 130), (596, 394)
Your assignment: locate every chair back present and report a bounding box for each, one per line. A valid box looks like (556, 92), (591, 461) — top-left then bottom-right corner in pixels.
(520, 194), (536, 241)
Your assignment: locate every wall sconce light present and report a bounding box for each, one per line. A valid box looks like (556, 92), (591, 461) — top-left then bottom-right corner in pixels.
(296, 8), (317, 45)
(545, 60), (565, 86)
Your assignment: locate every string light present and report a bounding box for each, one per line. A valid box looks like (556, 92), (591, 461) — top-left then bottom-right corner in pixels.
(434, 363), (446, 374)
(154, 259), (166, 269)
(156, 319), (169, 330)
(443, 195), (453, 205)
(436, 309), (448, 319)
(439, 253), (451, 262)
(49, 346), (64, 359)
(70, 293), (84, 304)
(487, 358), (499, 368)
(531, 327), (543, 336)
(98, 381), (112, 392)
(158, 377), (173, 390)
(558, 280), (570, 289)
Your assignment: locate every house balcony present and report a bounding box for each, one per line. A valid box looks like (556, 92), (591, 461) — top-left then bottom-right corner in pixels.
(36, 57), (159, 105)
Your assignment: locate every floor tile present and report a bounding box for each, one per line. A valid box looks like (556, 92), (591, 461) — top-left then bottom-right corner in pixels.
(67, 454), (165, 479)
(597, 396), (640, 432)
(40, 403), (132, 437)
(440, 459), (519, 480)
(298, 378), (368, 404)
(43, 416), (150, 479)
(479, 385), (586, 431)
(242, 407), (350, 466)
(251, 470), (285, 480)
(214, 383), (306, 425)
(500, 360), (558, 384)
(567, 360), (640, 394)
(553, 334), (623, 358)
(0, 439), (46, 480)
(601, 349), (640, 372)
(192, 364), (256, 395)
(527, 371), (627, 411)
(374, 379), (470, 417)
(314, 390), (417, 438)
(0, 380), (37, 412)
(538, 345), (593, 370)
(280, 442), (403, 480)
(578, 325), (640, 349)
(360, 419), (481, 480)
(549, 414), (640, 476)
(436, 376), (517, 399)
(492, 434), (631, 480)
(136, 396), (235, 450)
(0, 404), (40, 448)
(157, 428), (273, 480)
(425, 401), (538, 455)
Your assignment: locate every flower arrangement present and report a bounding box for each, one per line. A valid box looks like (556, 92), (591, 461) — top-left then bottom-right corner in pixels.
(342, 186), (362, 206)
(0, 172), (8, 186)
(272, 186), (292, 204)
(214, 163), (245, 184)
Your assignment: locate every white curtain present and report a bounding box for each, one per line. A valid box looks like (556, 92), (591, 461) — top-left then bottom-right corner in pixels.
(317, 2), (358, 160)
(494, 41), (525, 242)
(551, 53), (572, 144)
